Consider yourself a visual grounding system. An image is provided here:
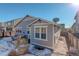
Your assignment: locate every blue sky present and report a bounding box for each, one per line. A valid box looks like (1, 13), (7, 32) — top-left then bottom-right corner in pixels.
(0, 3), (78, 28)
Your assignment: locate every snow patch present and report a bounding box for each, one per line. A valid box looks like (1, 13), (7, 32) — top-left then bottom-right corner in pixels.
(0, 37), (15, 56)
(28, 44), (52, 56)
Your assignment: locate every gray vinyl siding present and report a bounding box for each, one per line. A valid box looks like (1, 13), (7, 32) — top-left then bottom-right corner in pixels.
(30, 24), (54, 49)
(72, 23), (79, 33)
(15, 16), (61, 49)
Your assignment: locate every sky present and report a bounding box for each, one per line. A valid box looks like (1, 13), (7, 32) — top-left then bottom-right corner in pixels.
(0, 3), (78, 28)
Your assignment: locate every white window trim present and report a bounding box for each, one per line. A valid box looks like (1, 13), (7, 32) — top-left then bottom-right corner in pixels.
(34, 26), (48, 41)
(34, 26), (41, 39)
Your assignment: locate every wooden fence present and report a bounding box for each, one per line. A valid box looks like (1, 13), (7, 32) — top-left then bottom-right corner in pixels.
(61, 31), (79, 51)
(67, 32), (79, 50)
(0, 31), (16, 37)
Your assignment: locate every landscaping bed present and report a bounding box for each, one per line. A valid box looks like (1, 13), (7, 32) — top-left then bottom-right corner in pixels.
(0, 35), (28, 56)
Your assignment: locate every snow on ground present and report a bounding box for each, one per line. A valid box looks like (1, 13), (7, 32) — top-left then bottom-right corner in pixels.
(0, 36), (69, 56)
(2, 37), (13, 41)
(0, 37), (15, 56)
(0, 37), (34, 56)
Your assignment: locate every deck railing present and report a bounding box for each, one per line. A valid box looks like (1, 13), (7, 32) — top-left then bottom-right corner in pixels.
(54, 29), (61, 44)
(61, 31), (79, 52)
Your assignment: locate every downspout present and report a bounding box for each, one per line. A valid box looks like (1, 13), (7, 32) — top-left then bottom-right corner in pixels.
(53, 24), (55, 49)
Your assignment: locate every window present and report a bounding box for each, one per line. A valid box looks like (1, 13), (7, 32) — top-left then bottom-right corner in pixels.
(34, 26), (47, 40)
(35, 27), (40, 38)
(41, 27), (46, 39)
(27, 31), (29, 34)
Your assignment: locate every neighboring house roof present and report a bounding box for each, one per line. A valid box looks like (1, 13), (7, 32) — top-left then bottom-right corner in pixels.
(0, 22), (5, 28)
(5, 18), (22, 23)
(4, 18), (22, 28)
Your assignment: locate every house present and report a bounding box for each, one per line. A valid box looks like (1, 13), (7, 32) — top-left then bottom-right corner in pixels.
(59, 24), (65, 30)
(72, 11), (79, 33)
(14, 15), (61, 50)
(0, 22), (5, 37)
(4, 18), (22, 32)
(0, 18), (22, 37)
(28, 19), (61, 50)
(14, 15), (39, 39)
